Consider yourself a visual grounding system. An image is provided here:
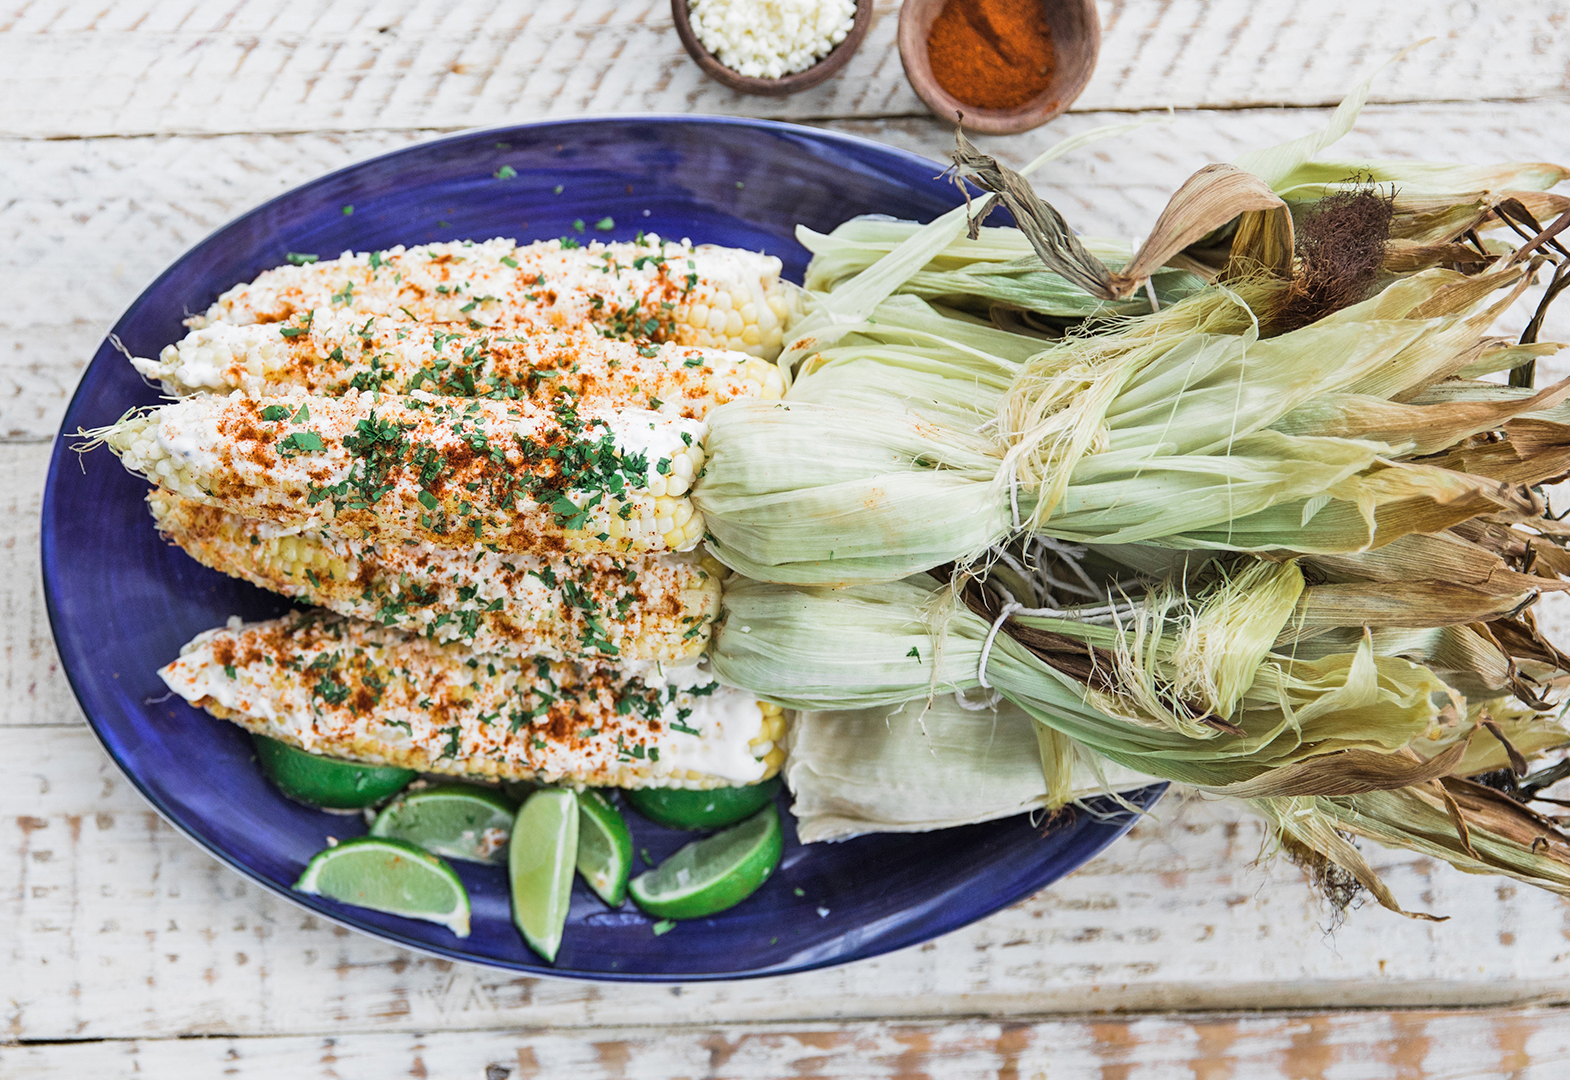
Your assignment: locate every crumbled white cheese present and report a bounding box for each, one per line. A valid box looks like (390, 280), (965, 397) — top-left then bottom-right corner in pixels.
(689, 0), (856, 80)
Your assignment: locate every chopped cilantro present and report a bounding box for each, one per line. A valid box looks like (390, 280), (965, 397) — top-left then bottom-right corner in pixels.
(278, 431), (325, 453)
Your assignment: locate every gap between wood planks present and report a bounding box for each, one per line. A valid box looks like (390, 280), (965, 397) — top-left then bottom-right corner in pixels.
(20, 96), (1564, 143)
(8, 1001), (1570, 1041)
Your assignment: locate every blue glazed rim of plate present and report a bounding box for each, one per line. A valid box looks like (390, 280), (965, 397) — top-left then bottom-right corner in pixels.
(40, 114), (1166, 981)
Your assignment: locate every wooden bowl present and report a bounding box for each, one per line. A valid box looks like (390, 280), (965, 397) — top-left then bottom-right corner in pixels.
(671, 0), (873, 96)
(897, 0), (1100, 135)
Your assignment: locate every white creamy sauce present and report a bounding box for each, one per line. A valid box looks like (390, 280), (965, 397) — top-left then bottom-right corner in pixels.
(639, 661), (768, 784)
(161, 630), (280, 724)
(600, 408), (707, 481)
(154, 400), (225, 473)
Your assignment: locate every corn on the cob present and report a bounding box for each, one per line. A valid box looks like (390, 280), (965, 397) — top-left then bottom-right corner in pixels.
(187, 237), (792, 359)
(159, 612), (788, 788)
(96, 391), (710, 555)
(148, 490), (723, 663)
(132, 319), (785, 417)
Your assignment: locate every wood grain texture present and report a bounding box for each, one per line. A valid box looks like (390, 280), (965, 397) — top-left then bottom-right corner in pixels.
(3, 0), (1569, 138)
(6, 102), (1569, 444)
(0, 444), (83, 729)
(6, 1007), (1570, 1078)
(7, 722), (1570, 1042)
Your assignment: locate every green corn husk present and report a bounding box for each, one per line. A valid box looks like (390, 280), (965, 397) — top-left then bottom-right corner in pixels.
(786, 694), (1151, 842)
(714, 556), (1570, 912)
(699, 53), (1568, 587)
(695, 266), (1552, 585)
(711, 571), (1467, 785)
(800, 222), (1208, 322)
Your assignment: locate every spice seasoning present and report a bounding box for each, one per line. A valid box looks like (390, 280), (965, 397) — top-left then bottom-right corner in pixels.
(926, 0), (1056, 111)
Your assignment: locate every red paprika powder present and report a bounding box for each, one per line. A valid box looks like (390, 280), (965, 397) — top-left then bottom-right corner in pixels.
(926, 0), (1057, 112)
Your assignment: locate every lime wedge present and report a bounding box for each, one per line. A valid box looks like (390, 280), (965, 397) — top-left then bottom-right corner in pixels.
(370, 784), (517, 864)
(294, 836), (470, 937)
(253, 734), (416, 809)
(624, 778), (781, 830)
(629, 804), (782, 920)
(509, 788), (579, 963)
(576, 790), (633, 906)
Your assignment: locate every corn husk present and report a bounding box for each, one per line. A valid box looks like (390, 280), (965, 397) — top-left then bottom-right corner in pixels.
(714, 552), (1570, 912)
(786, 695), (1152, 842)
(1254, 780), (1570, 918)
(713, 572), (1466, 787)
(697, 266), (1554, 584)
(798, 50), (1563, 336)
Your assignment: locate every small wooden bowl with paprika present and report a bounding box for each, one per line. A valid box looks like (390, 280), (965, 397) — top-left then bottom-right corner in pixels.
(898, 0), (1100, 135)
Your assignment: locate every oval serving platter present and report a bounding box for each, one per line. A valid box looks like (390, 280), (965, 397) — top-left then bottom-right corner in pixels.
(41, 116), (1163, 980)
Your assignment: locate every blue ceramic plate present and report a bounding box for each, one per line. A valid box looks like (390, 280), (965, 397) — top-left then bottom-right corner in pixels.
(41, 117), (1163, 980)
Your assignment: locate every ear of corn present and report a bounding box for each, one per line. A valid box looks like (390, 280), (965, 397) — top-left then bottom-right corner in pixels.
(97, 391), (709, 555)
(189, 237), (792, 359)
(133, 319), (784, 415)
(160, 612), (788, 789)
(709, 570), (1494, 789)
(147, 491), (722, 663)
(697, 271), (1552, 584)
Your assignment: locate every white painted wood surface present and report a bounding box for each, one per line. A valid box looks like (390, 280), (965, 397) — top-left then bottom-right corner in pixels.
(6, 1008), (1570, 1078)
(4, 1), (1569, 137)
(8, 0), (1570, 1074)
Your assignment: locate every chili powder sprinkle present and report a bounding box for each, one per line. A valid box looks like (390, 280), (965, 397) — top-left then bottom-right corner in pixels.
(926, 0), (1057, 112)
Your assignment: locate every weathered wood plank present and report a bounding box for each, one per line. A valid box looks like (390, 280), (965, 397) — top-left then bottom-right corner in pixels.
(4, 0), (1569, 138)
(6, 102), (1569, 444)
(6, 724), (1570, 1041)
(0, 444), (83, 729)
(6, 1007), (1570, 1079)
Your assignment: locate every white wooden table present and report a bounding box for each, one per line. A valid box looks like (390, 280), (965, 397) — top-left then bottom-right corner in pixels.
(7, 2), (1570, 1076)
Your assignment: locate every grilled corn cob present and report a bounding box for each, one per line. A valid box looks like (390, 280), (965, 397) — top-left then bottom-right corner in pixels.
(187, 237), (792, 359)
(159, 612), (788, 788)
(132, 320), (785, 417)
(96, 391), (710, 555)
(148, 491), (723, 662)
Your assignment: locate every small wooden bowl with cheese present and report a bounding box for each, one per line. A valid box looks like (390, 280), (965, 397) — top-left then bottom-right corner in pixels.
(672, 0), (874, 96)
